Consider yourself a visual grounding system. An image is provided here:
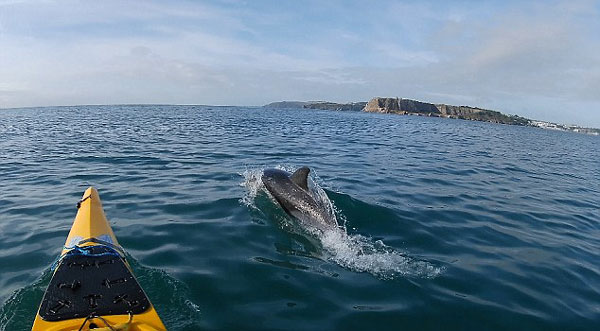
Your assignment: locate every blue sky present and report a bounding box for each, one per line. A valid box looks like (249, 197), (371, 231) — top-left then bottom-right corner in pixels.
(1, 0), (599, 127)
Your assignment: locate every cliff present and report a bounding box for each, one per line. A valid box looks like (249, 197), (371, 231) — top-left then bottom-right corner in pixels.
(435, 104), (529, 125)
(436, 104), (481, 116)
(364, 97), (529, 125)
(364, 97), (439, 115)
(364, 97), (400, 113)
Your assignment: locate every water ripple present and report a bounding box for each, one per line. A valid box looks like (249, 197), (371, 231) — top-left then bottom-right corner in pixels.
(0, 105), (598, 330)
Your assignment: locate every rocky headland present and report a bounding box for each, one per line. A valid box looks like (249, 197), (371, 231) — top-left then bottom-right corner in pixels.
(365, 97), (437, 115)
(264, 97), (599, 135)
(364, 97), (530, 126)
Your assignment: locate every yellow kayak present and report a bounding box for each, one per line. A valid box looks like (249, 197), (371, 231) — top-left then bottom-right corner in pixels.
(32, 187), (166, 331)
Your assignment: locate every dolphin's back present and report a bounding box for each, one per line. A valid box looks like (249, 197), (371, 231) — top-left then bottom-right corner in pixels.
(261, 167), (336, 233)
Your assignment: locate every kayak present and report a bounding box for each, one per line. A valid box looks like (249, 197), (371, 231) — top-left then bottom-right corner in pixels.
(32, 187), (166, 331)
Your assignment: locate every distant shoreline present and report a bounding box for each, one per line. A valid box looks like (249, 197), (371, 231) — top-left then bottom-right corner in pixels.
(264, 99), (600, 136)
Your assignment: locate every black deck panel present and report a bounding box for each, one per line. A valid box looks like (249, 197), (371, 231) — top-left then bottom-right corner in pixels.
(39, 245), (150, 321)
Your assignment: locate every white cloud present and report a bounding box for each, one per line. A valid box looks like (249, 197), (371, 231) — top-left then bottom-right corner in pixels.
(0, 0), (599, 126)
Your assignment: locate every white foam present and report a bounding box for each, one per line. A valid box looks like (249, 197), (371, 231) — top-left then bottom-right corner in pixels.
(239, 167), (264, 209)
(319, 229), (443, 279)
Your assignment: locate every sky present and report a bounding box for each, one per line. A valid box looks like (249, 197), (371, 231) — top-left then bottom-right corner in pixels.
(1, 0), (599, 127)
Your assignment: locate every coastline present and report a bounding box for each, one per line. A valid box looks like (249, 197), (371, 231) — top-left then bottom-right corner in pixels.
(264, 98), (600, 136)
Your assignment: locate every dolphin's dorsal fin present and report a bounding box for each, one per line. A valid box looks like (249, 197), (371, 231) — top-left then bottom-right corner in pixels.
(290, 167), (310, 191)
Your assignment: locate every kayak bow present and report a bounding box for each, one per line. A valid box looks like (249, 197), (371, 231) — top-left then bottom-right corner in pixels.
(32, 187), (166, 331)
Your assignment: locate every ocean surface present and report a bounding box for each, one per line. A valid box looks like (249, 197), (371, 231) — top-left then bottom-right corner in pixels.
(0, 105), (598, 330)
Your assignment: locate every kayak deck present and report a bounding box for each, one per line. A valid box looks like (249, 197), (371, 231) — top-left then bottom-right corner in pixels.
(32, 187), (166, 331)
(38, 245), (150, 321)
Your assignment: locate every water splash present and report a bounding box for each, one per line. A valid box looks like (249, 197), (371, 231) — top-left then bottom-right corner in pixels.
(239, 167), (265, 209)
(240, 166), (444, 280)
(320, 230), (443, 279)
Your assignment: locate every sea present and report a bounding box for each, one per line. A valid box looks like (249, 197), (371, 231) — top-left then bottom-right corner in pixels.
(0, 105), (598, 330)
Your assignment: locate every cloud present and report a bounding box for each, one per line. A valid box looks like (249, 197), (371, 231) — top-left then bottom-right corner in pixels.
(0, 0), (599, 126)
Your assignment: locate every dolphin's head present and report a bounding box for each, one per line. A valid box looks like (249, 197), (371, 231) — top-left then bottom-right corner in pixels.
(261, 168), (292, 194)
(261, 168), (298, 216)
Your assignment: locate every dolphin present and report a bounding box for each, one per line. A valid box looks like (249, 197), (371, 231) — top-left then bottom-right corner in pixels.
(261, 167), (337, 234)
